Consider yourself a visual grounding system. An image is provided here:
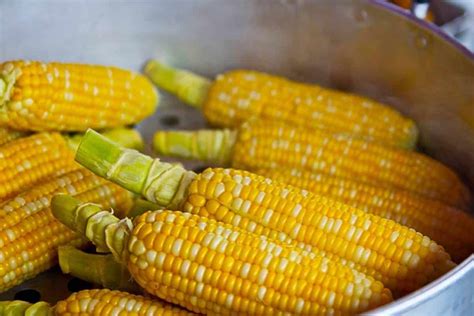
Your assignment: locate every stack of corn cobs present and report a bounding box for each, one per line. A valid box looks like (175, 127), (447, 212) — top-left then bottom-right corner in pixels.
(0, 59), (472, 315)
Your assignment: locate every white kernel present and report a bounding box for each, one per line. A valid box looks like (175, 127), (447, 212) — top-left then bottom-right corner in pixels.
(257, 286), (267, 300)
(408, 254), (420, 268)
(319, 216), (328, 229)
(5, 229), (15, 241)
(231, 214), (242, 227)
(241, 263), (251, 278)
(361, 249), (371, 264)
(241, 200), (251, 213)
(262, 209), (273, 224)
(390, 231), (400, 242)
(278, 258), (288, 272)
(214, 183), (225, 197)
(262, 254), (273, 267)
(196, 265), (205, 282)
(247, 221), (257, 232)
(333, 219), (343, 233)
(180, 259), (191, 277)
(232, 198), (243, 210)
(190, 244), (201, 260)
(404, 239), (414, 249)
(210, 235), (223, 250)
(258, 268), (268, 284)
(354, 228), (363, 242)
(229, 231), (240, 242)
(165, 214), (176, 223)
(402, 250), (413, 264)
(354, 246), (364, 262)
(273, 245), (283, 256)
(197, 222), (207, 231)
(256, 192), (265, 204)
(146, 250), (157, 263)
(295, 298), (305, 313)
(14, 197), (26, 206)
(290, 204), (303, 218)
(232, 184), (243, 197)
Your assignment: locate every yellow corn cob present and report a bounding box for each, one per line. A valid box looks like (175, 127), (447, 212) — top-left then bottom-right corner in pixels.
(145, 60), (418, 149)
(256, 168), (474, 263)
(0, 289), (194, 315)
(0, 128), (143, 202)
(152, 121), (470, 208)
(0, 133), (76, 202)
(0, 127), (26, 146)
(0, 60), (158, 131)
(0, 168), (133, 292)
(75, 130), (456, 296)
(53, 197), (393, 315)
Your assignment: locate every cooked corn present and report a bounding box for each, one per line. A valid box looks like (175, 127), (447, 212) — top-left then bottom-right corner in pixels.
(152, 121), (470, 208)
(257, 168), (474, 263)
(0, 289), (193, 315)
(0, 128), (143, 202)
(145, 60), (417, 149)
(0, 133), (77, 202)
(74, 130), (456, 296)
(0, 168), (133, 292)
(53, 196), (393, 314)
(0, 127), (26, 146)
(0, 60), (158, 131)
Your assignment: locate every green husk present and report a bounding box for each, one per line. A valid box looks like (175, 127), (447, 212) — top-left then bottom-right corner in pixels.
(144, 60), (211, 108)
(75, 130), (196, 209)
(51, 194), (132, 263)
(66, 127), (144, 152)
(58, 246), (139, 293)
(153, 129), (237, 165)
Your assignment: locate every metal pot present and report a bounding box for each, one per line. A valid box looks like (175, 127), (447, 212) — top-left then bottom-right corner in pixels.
(0, 0), (472, 314)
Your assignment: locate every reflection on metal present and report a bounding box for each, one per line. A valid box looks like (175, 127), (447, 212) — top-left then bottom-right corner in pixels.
(0, 0), (472, 313)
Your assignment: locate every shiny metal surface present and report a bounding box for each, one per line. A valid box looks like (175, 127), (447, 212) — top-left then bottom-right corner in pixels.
(0, 0), (472, 314)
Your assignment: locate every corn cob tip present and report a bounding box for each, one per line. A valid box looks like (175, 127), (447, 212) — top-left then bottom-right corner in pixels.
(144, 59), (211, 107)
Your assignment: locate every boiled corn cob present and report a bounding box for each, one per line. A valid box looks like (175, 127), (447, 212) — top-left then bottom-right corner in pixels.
(0, 127), (26, 146)
(53, 196), (393, 314)
(145, 60), (418, 149)
(0, 128), (142, 202)
(152, 121), (470, 208)
(256, 168), (474, 263)
(0, 289), (194, 315)
(58, 246), (139, 292)
(0, 168), (133, 292)
(74, 130), (455, 296)
(0, 60), (158, 131)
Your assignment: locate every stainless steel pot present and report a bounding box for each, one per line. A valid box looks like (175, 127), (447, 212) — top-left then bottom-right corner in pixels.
(0, 0), (472, 314)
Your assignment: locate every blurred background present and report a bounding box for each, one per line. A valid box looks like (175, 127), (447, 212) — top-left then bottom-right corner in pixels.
(390, 0), (474, 51)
